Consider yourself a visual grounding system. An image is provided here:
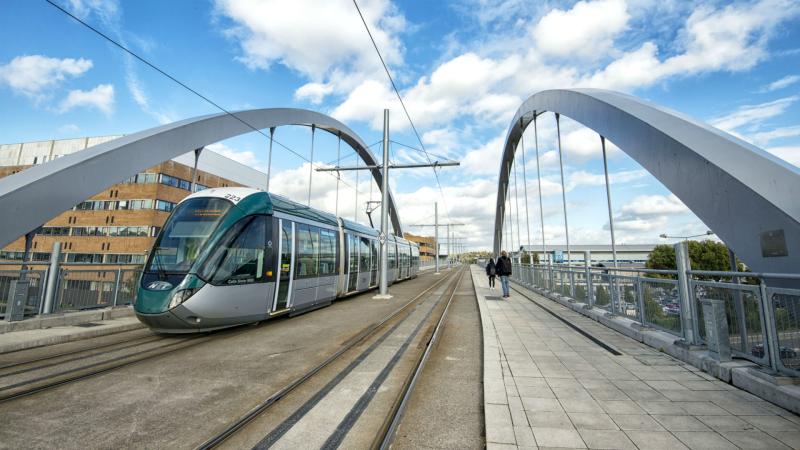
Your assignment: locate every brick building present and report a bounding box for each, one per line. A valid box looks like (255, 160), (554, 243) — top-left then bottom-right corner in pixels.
(0, 136), (266, 266)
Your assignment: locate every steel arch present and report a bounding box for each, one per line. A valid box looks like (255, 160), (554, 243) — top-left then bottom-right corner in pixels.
(0, 108), (403, 248)
(494, 89), (800, 275)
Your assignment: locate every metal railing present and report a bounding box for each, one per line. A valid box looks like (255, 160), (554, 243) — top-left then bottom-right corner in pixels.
(1, 261), (142, 321)
(509, 257), (800, 378)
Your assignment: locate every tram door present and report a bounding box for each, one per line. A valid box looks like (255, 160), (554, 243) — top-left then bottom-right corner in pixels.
(369, 239), (378, 288)
(273, 220), (294, 312)
(347, 235), (358, 292)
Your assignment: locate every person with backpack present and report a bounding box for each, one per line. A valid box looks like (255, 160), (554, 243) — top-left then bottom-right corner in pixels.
(496, 250), (513, 298)
(485, 257), (497, 289)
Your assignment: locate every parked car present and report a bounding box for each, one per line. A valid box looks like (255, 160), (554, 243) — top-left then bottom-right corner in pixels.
(751, 344), (798, 359)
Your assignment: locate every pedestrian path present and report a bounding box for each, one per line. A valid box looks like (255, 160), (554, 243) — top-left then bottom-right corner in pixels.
(472, 265), (800, 449)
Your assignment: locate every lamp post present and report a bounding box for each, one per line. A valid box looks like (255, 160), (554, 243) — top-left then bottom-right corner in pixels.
(659, 230), (714, 242)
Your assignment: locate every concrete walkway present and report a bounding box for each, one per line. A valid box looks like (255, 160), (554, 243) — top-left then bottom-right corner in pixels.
(472, 265), (800, 450)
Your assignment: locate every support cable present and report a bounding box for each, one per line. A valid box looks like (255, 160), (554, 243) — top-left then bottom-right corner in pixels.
(513, 145), (522, 255)
(45, 0), (370, 200)
(534, 114), (547, 259)
(352, 0), (452, 224)
(601, 136), (619, 268)
(520, 117), (532, 253)
(555, 113), (571, 264)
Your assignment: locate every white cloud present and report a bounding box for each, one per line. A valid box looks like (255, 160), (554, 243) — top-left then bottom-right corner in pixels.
(710, 95), (798, 132)
(0, 55), (92, 98)
(207, 142), (266, 172)
(767, 146), (800, 168)
(532, 0), (630, 60)
(751, 125), (800, 147)
(216, 0), (406, 102)
(759, 75), (800, 92)
(58, 84), (115, 114)
(618, 193), (689, 218)
(461, 134), (506, 176)
(587, 0), (800, 90)
(295, 82), (334, 104)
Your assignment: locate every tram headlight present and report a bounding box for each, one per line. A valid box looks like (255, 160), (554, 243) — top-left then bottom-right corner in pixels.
(169, 288), (198, 309)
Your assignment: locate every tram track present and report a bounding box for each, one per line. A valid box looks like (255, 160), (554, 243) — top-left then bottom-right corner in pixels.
(197, 267), (465, 450)
(375, 267), (464, 450)
(0, 333), (213, 404)
(0, 333), (164, 376)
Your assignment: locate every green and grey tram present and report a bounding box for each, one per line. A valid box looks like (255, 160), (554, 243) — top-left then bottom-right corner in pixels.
(134, 187), (419, 332)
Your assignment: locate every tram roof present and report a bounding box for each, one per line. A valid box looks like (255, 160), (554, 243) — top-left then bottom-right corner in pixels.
(268, 193), (340, 227)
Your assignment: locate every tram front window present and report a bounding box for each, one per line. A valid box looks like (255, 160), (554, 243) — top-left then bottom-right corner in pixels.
(146, 197), (232, 275)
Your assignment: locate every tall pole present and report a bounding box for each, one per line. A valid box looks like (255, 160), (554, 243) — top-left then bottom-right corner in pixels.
(354, 156), (359, 221)
(266, 127), (275, 192)
(335, 133), (341, 217)
(190, 147), (203, 193)
(447, 223), (450, 267)
(534, 114), (547, 261)
(601, 136), (618, 268)
(308, 125), (315, 206)
(434, 202), (440, 274)
(376, 109), (391, 297)
(555, 113), (570, 264)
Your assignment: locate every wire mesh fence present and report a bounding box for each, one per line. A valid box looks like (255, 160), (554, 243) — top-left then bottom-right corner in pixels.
(0, 270), (46, 318)
(509, 261), (800, 377)
(56, 268), (142, 312)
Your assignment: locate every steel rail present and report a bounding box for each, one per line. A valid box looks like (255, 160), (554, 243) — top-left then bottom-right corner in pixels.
(195, 268), (461, 450)
(0, 333), (162, 376)
(377, 267), (466, 449)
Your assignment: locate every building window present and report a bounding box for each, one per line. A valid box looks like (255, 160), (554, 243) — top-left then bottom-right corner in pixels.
(159, 174), (191, 191)
(155, 199), (176, 212)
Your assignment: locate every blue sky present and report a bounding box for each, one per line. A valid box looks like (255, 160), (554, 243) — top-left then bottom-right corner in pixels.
(1, 0), (799, 251)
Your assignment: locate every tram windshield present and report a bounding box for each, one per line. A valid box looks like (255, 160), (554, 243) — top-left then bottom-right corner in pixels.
(146, 197), (233, 274)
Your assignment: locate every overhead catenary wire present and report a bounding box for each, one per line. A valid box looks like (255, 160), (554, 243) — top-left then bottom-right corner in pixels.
(45, 0), (372, 200)
(352, 0), (453, 224)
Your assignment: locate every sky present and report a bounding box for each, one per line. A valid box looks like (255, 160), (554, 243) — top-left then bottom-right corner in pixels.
(1, 0), (799, 252)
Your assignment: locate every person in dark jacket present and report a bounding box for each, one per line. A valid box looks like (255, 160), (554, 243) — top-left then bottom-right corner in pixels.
(496, 250), (512, 298)
(485, 258), (497, 289)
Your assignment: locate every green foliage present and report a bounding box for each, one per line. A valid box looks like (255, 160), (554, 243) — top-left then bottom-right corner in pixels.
(595, 285), (610, 306)
(645, 240), (749, 280)
(520, 252), (540, 264)
(642, 286), (681, 333)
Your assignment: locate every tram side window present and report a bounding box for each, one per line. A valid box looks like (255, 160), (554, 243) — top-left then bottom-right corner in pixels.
(370, 239), (378, 270)
(359, 237), (370, 272)
(319, 229), (337, 276)
(388, 242), (397, 269)
(199, 215), (269, 285)
(296, 224), (318, 278)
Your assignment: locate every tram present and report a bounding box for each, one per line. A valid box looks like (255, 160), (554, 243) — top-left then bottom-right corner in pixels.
(134, 187), (419, 333)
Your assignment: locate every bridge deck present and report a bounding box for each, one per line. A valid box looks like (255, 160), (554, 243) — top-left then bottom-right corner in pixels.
(473, 265), (800, 450)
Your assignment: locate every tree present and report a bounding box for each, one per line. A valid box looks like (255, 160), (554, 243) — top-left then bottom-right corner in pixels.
(645, 240), (739, 275)
(521, 252), (540, 264)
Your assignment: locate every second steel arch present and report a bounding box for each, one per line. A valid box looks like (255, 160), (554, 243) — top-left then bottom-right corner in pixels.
(494, 89), (800, 276)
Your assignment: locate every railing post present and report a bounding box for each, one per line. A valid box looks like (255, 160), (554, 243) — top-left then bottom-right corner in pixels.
(42, 242), (61, 315)
(584, 251), (593, 307)
(569, 269), (576, 299)
(759, 281), (781, 372)
(112, 268), (122, 307)
(675, 242), (698, 344)
(636, 276), (645, 325)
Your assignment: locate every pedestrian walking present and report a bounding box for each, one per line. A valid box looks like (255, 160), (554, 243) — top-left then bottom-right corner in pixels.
(496, 250), (512, 298)
(486, 257), (497, 289)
